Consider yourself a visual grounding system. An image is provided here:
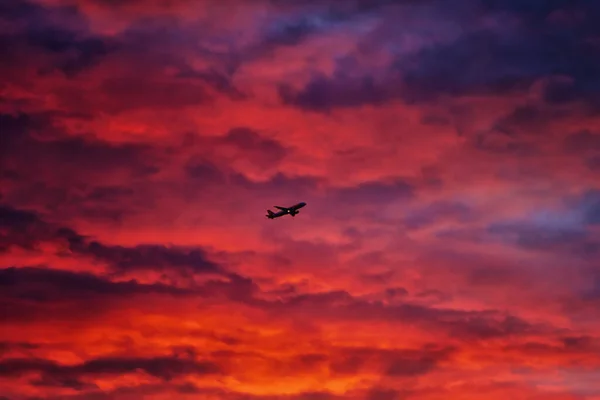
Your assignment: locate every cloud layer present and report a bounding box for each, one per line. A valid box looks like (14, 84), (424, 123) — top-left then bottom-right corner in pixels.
(2, 0), (600, 398)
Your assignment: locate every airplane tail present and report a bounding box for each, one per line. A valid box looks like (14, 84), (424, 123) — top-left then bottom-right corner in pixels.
(266, 210), (274, 218)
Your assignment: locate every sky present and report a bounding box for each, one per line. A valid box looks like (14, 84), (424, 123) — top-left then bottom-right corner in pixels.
(1, 0), (600, 398)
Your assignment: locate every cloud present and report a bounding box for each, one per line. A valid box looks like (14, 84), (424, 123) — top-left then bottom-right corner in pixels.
(564, 130), (600, 153)
(0, 112), (160, 193)
(24, 26), (113, 77)
(279, 72), (402, 112)
(3, 0), (600, 398)
(0, 204), (228, 281)
(0, 204), (56, 252)
(403, 200), (473, 229)
(0, 0), (116, 86)
(332, 345), (455, 377)
(0, 341), (39, 356)
(365, 388), (404, 400)
(0, 265), (202, 325)
(73, 241), (224, 276)
(275, 0), (600, 111)
(0, 354), (221, 383)
(579, 189), (600, 225)
(398, 2), (600, 103)
(0, 266), (190, 301)
(486, 220), (594, 255)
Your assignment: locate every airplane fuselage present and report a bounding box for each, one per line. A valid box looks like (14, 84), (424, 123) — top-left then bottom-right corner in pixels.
(266, 202), (306, 219)
(287, 202), (306, 216)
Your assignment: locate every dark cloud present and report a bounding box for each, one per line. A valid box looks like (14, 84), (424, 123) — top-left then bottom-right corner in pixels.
(0, 0), (114, 77)
(180, 129), (289, 182)
(0, 0), (39, 19)
(446, 314), (538, 340)
(1, 2), (245, 115)
(269, 0), (432, 18)
(231, 172), (323, 200)
(564, 131), (600, 171)
(279, 0), (600, 111)
(0, 113), (60, 176)
(208, 344), (452, 386)
(24, 26), (113, 76)
(259, 286), (548, 342)
(221, 127), (289, 167)
(561, 335), (595, 350)
(0, 204), (54, 252)
(0, 265), (199, 322)
(385, 352), (445, 376)
(486, 220), (599, 256)
(327, 345), (454, 378)
(0, 354), (221, 382)
(398, 2), (600, 103)
(495, 105), (546, 130)
(78, 242), (223, 276)
(330, 179), (414, 206)
(61, 229), (227, 280)
(0, 204), (65, 250)
(85, 186), (135, 202)
(12, 250), (537, 345)
(420, 114), (450, 126)
(580, 190), (600, 225)
(0, 266), (190, 302)
(0, 205), (227, 281)
(366, 388), (403, 400)
(471, 129), (539, 156)
(0, 341), (39, 355)
(399, 32), (530, 101)
(403, 201), (473, 229)
(487, 221), (586, 247)
(251, 0), (439, 66)
(564, 130), (600, 153)
(262, 16), (323, 48)
(184, 160), (225, 182)
(553, 191), (600, 243)
(409, 305), (539, 341)
(0, 204), (40, 228)
(384, 287), (409, 298)
(223, 128), (286, 155)
(541, 76), (581, 104)
(502, 335), (600, 362)
(291, 393), (335, 400)
(479, 0), (600, 24)
(279, 72), (401, 112)
(0, 112), (51, 142)
(31, 374), (98, 391)
(0, 113), (162, 223)
(0, 112), (161, 186)
(88, 18), (246, 107)
(175, 67), (246, 100)
(33, 137), (153, 172)
(587, 155), (600, 171)
(1, 0), (84, 27)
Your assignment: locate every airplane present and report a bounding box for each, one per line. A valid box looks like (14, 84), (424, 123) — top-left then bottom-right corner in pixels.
(266, 202), (306, 219)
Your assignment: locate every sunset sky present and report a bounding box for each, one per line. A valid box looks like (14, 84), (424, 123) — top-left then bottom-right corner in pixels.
(2, 0), (600, 399)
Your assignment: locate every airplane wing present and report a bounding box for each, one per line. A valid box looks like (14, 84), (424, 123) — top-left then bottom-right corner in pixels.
(274, 206), (288, 211)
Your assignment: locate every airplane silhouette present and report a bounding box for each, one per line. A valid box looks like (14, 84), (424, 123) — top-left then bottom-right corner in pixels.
(266, 202), (306, 219)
